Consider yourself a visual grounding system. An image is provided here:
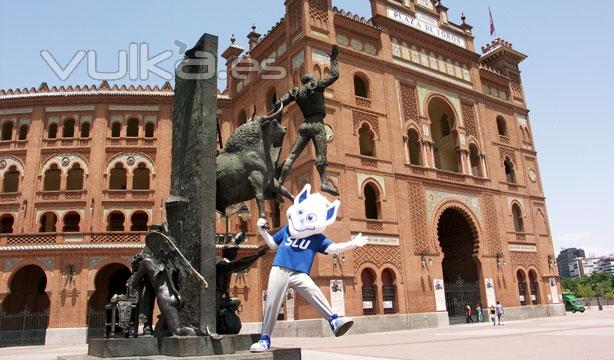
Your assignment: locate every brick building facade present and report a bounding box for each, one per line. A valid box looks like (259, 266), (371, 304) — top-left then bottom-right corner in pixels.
(0, 0), (562, 345)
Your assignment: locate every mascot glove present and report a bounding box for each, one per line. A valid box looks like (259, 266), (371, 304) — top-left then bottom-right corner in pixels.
(352, 233), (368, 248)
(257, 218), (268, 231)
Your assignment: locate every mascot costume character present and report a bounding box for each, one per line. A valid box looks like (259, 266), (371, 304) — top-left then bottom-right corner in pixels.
(250, 184), (367, 352)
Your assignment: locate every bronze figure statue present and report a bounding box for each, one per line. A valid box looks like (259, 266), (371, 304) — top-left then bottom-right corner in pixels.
(277, 44), (340, 196)
(127, 230), (208, 337)
(215, 232), (268, 334)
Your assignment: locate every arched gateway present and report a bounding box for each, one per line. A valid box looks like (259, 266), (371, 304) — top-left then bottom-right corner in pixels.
(436, 207), (484, 323)
(0, 265), (50, 347)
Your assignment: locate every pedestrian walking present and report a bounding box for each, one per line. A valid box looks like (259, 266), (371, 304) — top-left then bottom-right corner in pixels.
(495, 301), (504, 325)
(476, 304), (483, 323)
(465, 304), (474, 323)
(489, 305), (496, 326)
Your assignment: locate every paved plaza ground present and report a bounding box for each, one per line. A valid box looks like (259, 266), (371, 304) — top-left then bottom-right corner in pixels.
(1, 308), (612, 360)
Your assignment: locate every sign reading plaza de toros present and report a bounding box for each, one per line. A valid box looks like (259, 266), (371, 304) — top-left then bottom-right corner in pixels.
(387, 8), (467, 48)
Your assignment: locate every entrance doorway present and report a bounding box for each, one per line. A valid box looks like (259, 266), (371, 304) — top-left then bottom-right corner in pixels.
(437, 208), (483, 323)
(87, 263), (131, 338)
(0, 265), (50, 347)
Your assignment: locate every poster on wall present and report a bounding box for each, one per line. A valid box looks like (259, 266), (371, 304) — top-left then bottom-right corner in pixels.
(286, 288), (295, 321)
(434, 279), (447, 312)
(485, 278), (497, 307)
(330, 279), (346, 316)
(550, 278), (560, 304)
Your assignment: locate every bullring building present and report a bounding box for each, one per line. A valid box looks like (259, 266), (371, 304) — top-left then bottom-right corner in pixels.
(0, 0), (562, 346)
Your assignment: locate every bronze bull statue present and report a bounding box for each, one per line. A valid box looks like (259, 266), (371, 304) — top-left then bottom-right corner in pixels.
(216, 104), (293, 219)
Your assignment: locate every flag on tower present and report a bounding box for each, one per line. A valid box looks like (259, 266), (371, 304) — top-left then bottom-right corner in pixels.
(489, 7), (496, 37)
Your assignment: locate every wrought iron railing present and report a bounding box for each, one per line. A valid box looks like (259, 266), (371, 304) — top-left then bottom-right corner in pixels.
(86, 309), (106, 340)
(0, 311), (49, 348)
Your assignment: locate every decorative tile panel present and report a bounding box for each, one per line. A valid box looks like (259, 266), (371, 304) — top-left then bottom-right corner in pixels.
(3, 258), (22, 272)
(37, 257), (54, 271)
(89, 256), (107, 270)
(425, 189), (481, 221)
(357, 173), (386, 198)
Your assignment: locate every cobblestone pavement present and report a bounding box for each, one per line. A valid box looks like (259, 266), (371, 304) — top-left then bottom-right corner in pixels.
(1, 308), (612, 360)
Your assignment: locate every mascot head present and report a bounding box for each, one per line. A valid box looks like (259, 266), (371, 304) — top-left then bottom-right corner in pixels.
(287, 184), (340, 239)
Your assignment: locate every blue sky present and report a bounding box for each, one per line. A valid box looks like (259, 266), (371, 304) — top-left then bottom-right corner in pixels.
(1, 1), (612, 257)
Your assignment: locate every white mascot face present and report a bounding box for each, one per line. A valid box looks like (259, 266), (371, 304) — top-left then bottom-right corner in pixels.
(287, 184), (340, 239)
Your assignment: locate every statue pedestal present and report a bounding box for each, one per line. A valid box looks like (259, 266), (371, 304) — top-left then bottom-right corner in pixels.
(88, 337), (158, 358)
(158, 334), (257, 356)
(83, 335), (301, 359)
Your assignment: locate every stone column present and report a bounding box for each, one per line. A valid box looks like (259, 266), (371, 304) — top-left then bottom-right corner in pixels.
(402, 136), (410, 163)
(169, 34), (218, 332)
(480, 154), (488, 178)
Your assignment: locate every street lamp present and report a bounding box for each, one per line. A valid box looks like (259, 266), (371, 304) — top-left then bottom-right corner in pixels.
(224, 203), (251, 244)
(496, 252), (506, 269)
(420, 251), (432, 269)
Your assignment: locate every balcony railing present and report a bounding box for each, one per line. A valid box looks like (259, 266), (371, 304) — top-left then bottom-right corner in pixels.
(0, 232), (147, 246)
(42, 138), (91, 148)
(106, 137), (156, 147)
(0, 192), (20, 203)
(0, 139), (27, 150)
(36, 190), (86, 201)
(355, 96), (372, 109)
(103, 189), (154, 201)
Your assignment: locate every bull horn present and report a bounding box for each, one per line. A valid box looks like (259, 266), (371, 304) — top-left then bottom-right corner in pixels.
(261, 102), (284, 124)
(247, 105), (257, 123)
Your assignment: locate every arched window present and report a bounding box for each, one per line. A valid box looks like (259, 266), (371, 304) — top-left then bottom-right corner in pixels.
(359, 123), (376, 157)
(62, 118), (75, 138)
(382, 269), (397, 314)
(18, 124), (28, 140)
(132, 163), (150, 190)
(144, 122), (155, 138)
(2, 165), (20, 193)
(364, 183), (381, 220)
(80, 122), (91, 138)
(109, 163), (127, 190)
(130, 211), (149, 231)
(1, 121), (13, 141)
(43, 164), (61, 191)
(66, 163), (84, 191)
(111, 122), (121, 138)
(62, 212), (81, 232)
(0, 214), (14, 234)
(237, 110), (247, 126)
(469, 144), (483, 177)
(512, 203), (524, 233)
(496, 116), (508, 136)
(517, 270), (528, 306)
(504, 158), (516, 184)
(39, 212), (57, 233)
(48, 123), (58, 139)
(429, 98), (458, 172)
(266, 88), (277, 112)
(361, 268), (377, 315)
(407, 129), (421, 165)
(529, 270), (540, 305)
(107, 211), (125, 231)
(126, 118), (139, 137)
(354, 74), (369, 98)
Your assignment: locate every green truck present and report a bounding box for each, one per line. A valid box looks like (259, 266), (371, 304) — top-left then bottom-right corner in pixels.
(563, 292), (586, 313)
